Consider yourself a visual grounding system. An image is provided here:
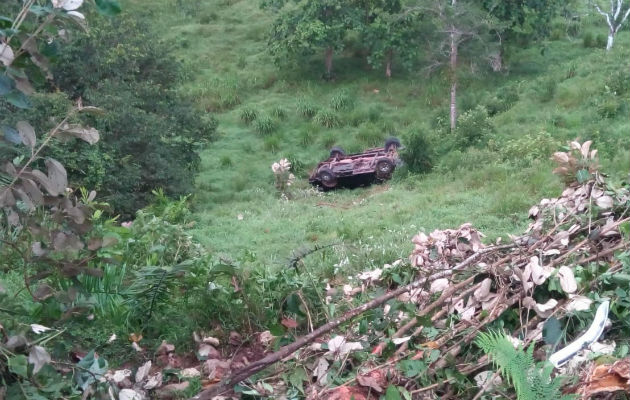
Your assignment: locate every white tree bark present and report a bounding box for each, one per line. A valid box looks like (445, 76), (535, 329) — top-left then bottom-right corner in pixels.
(593, 0), (630, 51)
(449, 0), (457, 132)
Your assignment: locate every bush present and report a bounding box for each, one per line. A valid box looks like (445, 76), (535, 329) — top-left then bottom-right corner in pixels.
(596, 96), (622, 119)
(330, 90), (354, 111)
(314, 109), (342, 128)
(582, 32), (594, 48)
(493, 130), (560, 166)
(606, 70), (630, 95)
(401, 132), (433, 173)
(537, 78), (557, 102)
(255, 114), (276, 135)
(296, 98), (318, 119)
(271, 106), (287, 120)
(263, 134), (281, 152)
(485, 85), (519, 116)
(240, 106), (258, 124)
(44, 14), (216, 217)
(455, 105), (494, 147)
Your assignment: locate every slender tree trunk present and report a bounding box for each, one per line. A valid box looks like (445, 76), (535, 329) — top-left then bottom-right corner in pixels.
(449, 31), (457, 132)
(325, 46), (333, 78)
(385, 49), (393, 78)
(606, 29), (614, 51)
(449, 0), (458, 132)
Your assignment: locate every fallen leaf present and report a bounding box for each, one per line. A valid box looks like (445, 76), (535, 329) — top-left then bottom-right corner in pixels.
(28, 345), (51, 374)
(327, 386), (367, 400)
(578, 358), (630, 398)
(357, 370), (386, 393)
(430, 278), (449, 293)
(180, 367), (201, 378)
(281, 317), (299, 329)
(596, 195), (613, 209)
(327, 336), (362, 359)
(566, 295), (592, 312)
(30, 324), (51, 334)
(313, 356), (329, 385)
(392, 336), (412, 345)
(143, 372), (162, 390)
(119, 389), (143, 400)
(135, 361), (151, 383)
(557, 266), (578, 293)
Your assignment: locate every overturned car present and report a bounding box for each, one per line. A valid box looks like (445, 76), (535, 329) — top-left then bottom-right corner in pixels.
(309, 137), (401, 189)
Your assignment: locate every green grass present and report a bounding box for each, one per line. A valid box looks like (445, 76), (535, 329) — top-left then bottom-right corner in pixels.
(130, 0), (630, 270)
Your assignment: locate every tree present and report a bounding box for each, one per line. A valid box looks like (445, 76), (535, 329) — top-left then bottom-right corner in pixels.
(358, 1), (424, 77)
(416, 0), (501, 131)
(263, 0), (359, 78)
(591, 0), (630, 50)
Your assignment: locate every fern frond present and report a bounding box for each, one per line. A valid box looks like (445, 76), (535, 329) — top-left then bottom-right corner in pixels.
(476, 331), (574, 400)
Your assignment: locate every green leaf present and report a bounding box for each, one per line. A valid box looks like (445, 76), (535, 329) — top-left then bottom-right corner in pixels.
(619, 222), (630, 239)
(288, 367), (307, 393)
(75, 350), (108, 391)
(4, 90), (32, 109)
(9, 354), (28, 378)
(2, 125), (21, 144)
(385, 385), (402, 400)
(576, 169), (590, 183)
(542, 316), (562, 345)
(0, 75), (15, 95)
(95, 0), (122, 16)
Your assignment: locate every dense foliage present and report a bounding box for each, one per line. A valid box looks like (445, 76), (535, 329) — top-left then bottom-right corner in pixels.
(1, 12), (217, 216)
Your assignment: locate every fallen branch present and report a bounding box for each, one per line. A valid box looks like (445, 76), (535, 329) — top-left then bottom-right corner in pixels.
(191, 244), (516, 399)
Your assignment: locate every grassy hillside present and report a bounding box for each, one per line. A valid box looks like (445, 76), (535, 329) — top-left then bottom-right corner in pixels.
(132, 0), (629, 272)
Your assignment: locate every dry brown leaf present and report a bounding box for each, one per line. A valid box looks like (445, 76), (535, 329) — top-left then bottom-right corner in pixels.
(281, 317), (299, 329)
(578, 358), (630, 398)
(557, 266), (578, 294)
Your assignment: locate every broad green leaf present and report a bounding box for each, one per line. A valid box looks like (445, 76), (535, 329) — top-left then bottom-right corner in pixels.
(385, 385), (402, 400)
(95, 0), (122, 15)
(543, 316), (562, 345)
(5, 90), (32, 109)
(288, 368), (307, 393)
(2, 125), (21, 144)
(9, 354), (28, 378)
(0, 75), (15, 95)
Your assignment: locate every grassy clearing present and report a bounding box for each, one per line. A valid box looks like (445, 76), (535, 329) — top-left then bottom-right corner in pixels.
(131, 0), (629, 272)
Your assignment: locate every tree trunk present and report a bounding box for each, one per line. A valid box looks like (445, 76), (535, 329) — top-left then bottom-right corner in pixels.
(449, 0), (458, 132)
(385, 49), (393, 78)
(449, 30), (458, 132)
(325, 46), (333, 78)
(606, 30), (614, 51)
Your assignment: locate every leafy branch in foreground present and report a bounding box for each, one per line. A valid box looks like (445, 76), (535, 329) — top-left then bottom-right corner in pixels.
(475, 331), (574, 400)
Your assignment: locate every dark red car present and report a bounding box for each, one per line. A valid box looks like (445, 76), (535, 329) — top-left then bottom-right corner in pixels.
(309, 137), (401, 189)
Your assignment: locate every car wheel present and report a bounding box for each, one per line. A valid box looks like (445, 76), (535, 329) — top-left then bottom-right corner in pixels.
(375, 158), (395, 180)
(384, 137), (401, 152)
(318, 168), (338, 188)
(329, 146), (346, 159)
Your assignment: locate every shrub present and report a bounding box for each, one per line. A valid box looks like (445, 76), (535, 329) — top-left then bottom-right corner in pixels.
(455, 105), (494, 147)
(30, 14), (217, 217)
(596, 96), (621, 119)
(493, 130), (560, 166)
(299, 129), (315, 146)
(255, 114), (276, 135)
(296, 98), (318, 119)
(485, 85), (519, 116)
(595, 33), (607, 48)
(314, 109), (342, 128)
(606, 70), (630, 95)
(240, 106), (258, 124)
(271, 106), (287, 120)
(330, 90), (354, 111)
(401, 132), (433, 173)
(582, 31), (594, 48)
(263, 134), (282, 152)
(220, 155), (233, 167)
(537, 78), (557, 102)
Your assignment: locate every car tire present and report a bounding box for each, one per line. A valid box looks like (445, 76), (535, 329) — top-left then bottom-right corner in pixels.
(329, 146), (346, 159)
(318, 167), (338, 188)
(375, 158), (395, 180)
(384, 137), (401, 152)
